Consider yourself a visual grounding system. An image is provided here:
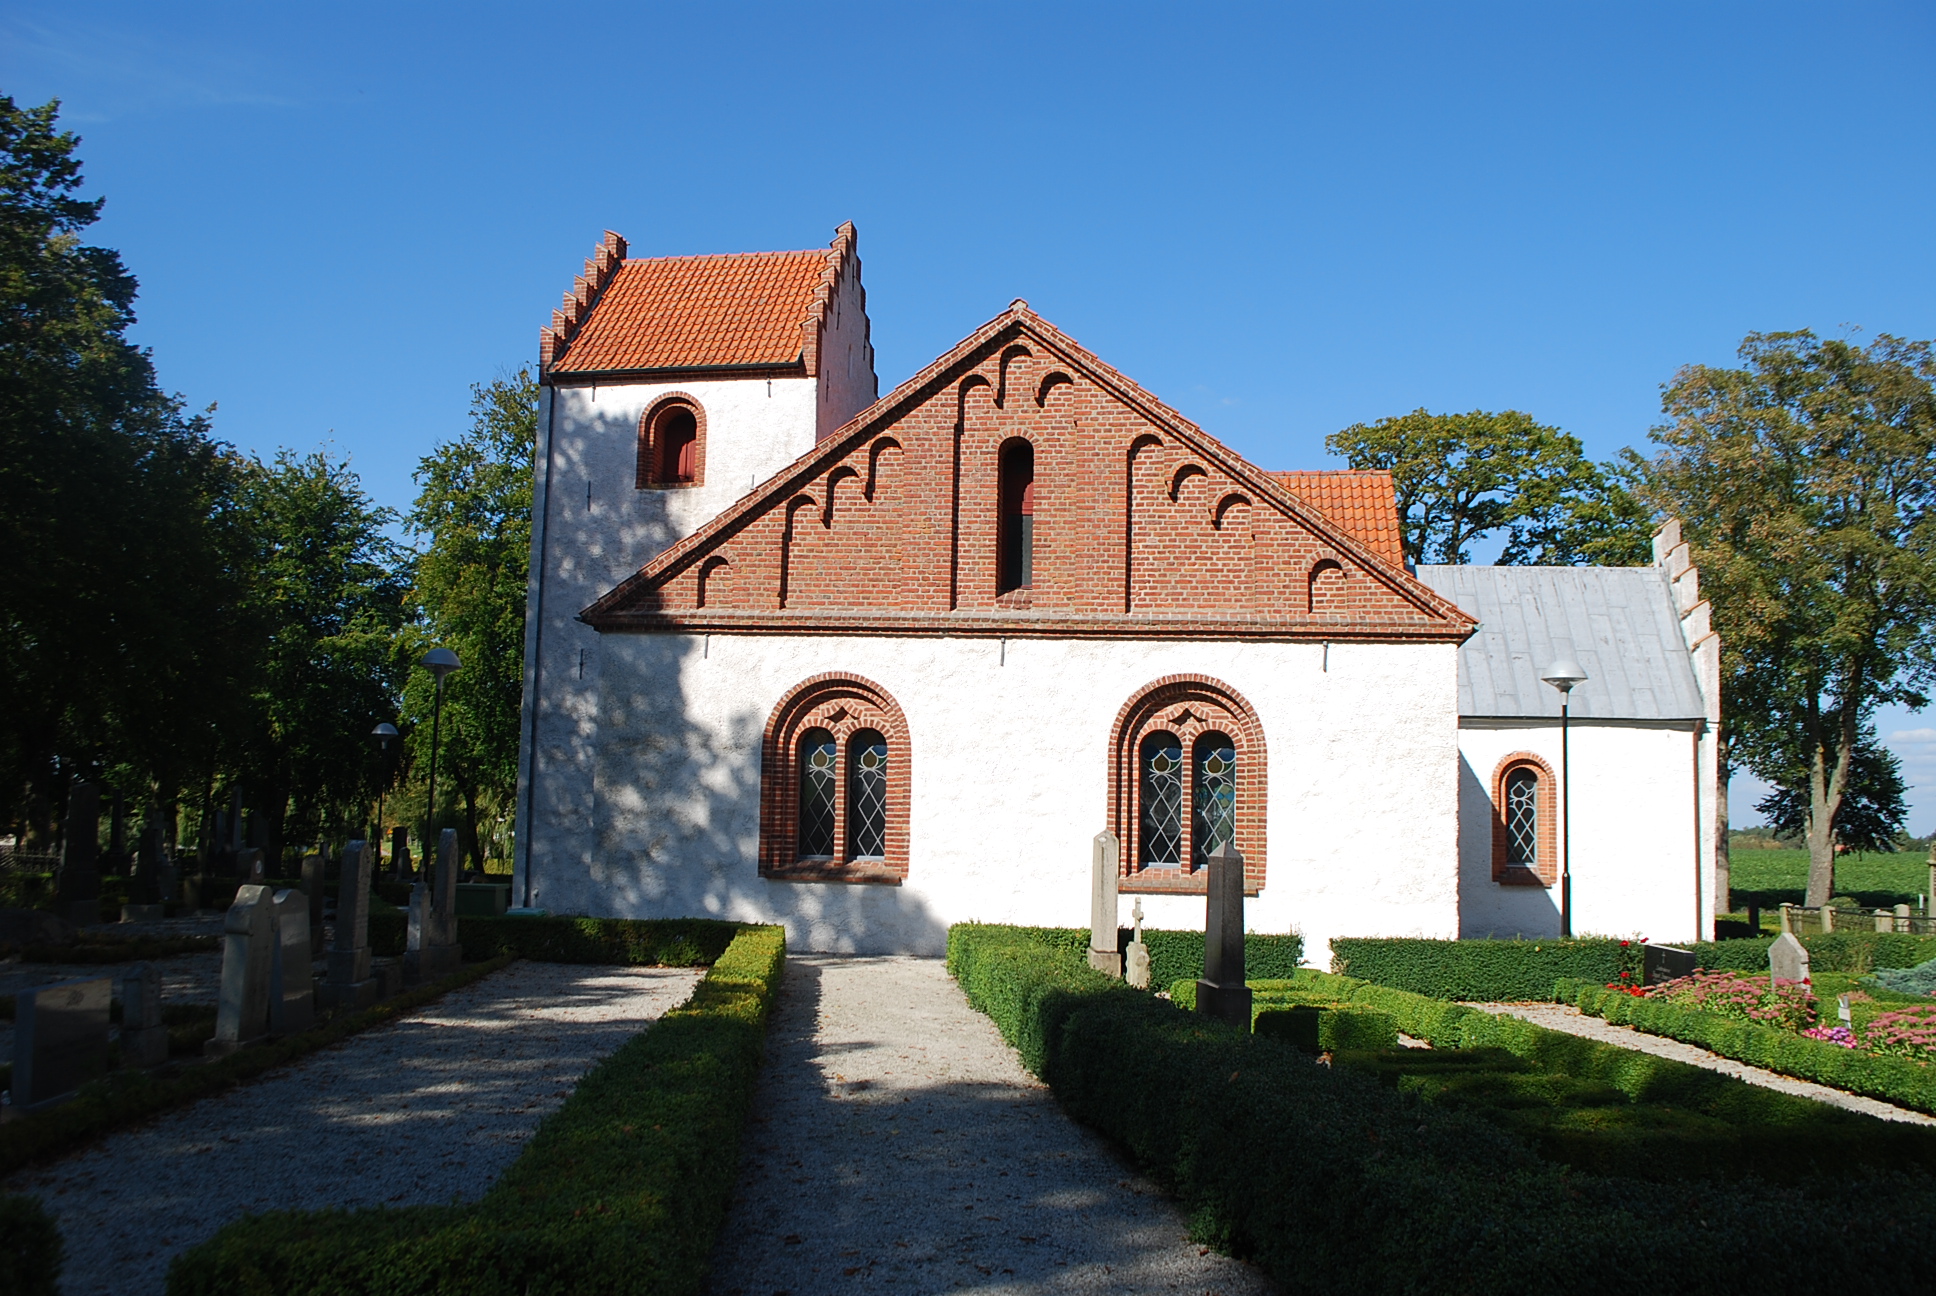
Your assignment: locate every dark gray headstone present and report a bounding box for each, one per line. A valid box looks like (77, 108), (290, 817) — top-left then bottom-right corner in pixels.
(1642, 944), (1698, 986)
(269, 888), (315, 1035)
(129, 823), (163, 905)
(13, 976), (111, 1109)
(1195, 841), (1252, 1030)
(55, 782), (102, 925)
(301, 853), (326, 955)
(390, 826), (411, 882)
(119, 963), (168, 1068)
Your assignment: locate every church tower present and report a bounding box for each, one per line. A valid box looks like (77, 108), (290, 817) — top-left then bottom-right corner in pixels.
(514, 224), (876, 899)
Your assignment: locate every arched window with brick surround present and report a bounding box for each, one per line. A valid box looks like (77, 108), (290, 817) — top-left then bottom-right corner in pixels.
(1491, 753), (1557, 886)
(998, 437), (1035, 593)
(1109, 676), (1266, 894)
(636, 395), (706, 488)
(761, 675), (910, 883)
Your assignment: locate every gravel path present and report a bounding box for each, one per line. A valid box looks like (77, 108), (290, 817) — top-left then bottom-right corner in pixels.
(6, 960), (702, 1296)
(708, 956), (1273, 1296)
(1472, 1001), (1936, 1125)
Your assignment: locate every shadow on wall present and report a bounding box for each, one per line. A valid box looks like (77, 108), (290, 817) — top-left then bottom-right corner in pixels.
(1456, 753), (1561, 939)
(549, 632), (949, 955)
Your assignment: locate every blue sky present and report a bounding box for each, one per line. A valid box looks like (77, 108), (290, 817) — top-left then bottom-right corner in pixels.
(8, 2), (1935, 829)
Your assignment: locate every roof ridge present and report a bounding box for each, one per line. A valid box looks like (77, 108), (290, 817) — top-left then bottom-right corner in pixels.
(619, 247), (826, 266)
(801, 222), (857, 378)
(540, 230), (627, 371)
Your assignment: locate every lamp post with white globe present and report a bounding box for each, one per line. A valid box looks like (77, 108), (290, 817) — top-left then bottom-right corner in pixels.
(420, 648), (462, 877)
(1540, 658), (1588, 938)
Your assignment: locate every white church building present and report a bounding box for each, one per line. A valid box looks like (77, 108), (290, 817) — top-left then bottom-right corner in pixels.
(511, 224), (1721, 960)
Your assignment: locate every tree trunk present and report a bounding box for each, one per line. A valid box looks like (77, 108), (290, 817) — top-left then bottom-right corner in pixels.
(1802, 723), (1857, 908)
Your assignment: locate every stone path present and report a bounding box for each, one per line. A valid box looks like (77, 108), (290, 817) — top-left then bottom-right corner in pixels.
(6, 961), (702, 1296)
(1473, 1001), (1936, 1125)
(707, 956), (1274, 1296)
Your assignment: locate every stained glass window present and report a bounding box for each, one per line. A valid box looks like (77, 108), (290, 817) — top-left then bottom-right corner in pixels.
(1505, 767), (1539, 869)
(798, 729), (837, 858)
(848, 730), (888, 859)
(1140, 732), (1183, 866)
(1193, 734), (1237, 866)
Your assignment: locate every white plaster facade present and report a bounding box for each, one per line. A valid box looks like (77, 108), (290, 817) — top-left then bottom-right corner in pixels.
(525, 632), (1459, 957)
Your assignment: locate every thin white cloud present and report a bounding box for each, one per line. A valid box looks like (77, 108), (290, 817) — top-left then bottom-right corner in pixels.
(2, 16), (305, 119)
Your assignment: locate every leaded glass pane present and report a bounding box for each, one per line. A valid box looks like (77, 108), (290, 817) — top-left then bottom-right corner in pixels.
(1193, 735), (1237, 865)
(1140, 732), (1183, 866)
(798, 729), (837, 858)
(1505, 768), (1539, 868)
(849, 731), (888, 859)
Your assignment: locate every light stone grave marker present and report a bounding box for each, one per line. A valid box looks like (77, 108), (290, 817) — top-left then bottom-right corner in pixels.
(119, 962), (168, 1068)
(12, 976), (111, 1110)
(270, 887), (315, 1034)
(1088, 829), (1122, 978)
(207, 884), (275, 1056)
(406, 829), (463, 983)
(1125, 897), (1151, 989)
(323, 840), (383, 1010)
(1769, 931), (1810, 987)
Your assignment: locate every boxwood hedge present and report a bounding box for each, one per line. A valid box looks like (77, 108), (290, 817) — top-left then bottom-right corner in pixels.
(1328, 936), (1630, 1000)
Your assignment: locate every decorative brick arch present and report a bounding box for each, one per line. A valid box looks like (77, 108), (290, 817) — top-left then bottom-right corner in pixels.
(636, 392), (707, 489)
(759, 673), (911, 885)
(1308, 557), (1346, 614)
(1108, 674), (1267, 895)
(1491, 752), (1557, 886)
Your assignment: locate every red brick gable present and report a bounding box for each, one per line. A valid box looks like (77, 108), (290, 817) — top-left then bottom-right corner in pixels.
(583, 304), (1475, 642)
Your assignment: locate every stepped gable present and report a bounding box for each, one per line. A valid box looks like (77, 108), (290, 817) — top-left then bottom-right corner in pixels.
(543, 223), (860, 378)
(582, 303), (1476, 643)
(1270, 471), (1405, 568)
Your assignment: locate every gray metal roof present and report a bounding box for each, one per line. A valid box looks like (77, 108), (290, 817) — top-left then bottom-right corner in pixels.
(1413, 565), (1705, 721)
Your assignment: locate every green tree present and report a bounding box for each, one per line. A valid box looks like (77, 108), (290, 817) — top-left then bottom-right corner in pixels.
(0, 95), (247, 846)
(1641, 331), (1936, 906)
(1327, 408), (1651, 566)
(230, 449), (409, 867)
(1754, 726), (1907, 856)
(402, 371), (535, 866)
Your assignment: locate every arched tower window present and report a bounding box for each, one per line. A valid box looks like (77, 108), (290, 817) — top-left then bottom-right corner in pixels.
(637, 396), (706, 489)
(1491, 753), (1557, 886)
(847, 729), (889, 859)
(1192, 732), (1237, 865)
(999, 438), (1035, 592)
(1139, 732), (1183, 867)
(797, 729), (837, 858)
(760, 675), (912, 883)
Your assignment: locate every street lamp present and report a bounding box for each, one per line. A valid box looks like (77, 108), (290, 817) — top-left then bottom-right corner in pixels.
(420, 648), (462, 882)
(371, 723), (398, 869)
(1540, 657), (1589, 938)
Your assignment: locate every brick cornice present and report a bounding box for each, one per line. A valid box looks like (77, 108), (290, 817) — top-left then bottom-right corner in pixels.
(581, 608), (1473, 643)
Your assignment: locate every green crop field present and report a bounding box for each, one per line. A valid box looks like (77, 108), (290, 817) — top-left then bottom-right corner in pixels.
(1728, 847), (1934, 909)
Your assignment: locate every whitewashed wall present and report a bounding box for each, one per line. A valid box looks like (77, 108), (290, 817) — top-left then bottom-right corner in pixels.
(524, 633), (1461, 958)
(1456, 721), (1706, 944)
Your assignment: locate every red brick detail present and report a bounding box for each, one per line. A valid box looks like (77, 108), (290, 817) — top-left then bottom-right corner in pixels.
(582, 305), (1478, 645)
(1107, 675), (1266, 896)
(759, 674), (911, 886)
(539, 230), (627, 372)
(1308, 558), (1347, 614)
(1491, 752), (1558, 886)
(636, 393), (708, 490)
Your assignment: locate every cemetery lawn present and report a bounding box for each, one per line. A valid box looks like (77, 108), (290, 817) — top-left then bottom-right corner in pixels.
(1729, 847), (1929, 908)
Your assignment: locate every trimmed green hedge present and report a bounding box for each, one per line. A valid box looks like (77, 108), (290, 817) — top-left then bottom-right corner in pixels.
(456, 915), (742, 967)
(0, 1194), (61, 1296)
(1329, 936), (1630, 1000)
(1254, 1005), (1398, 1051)
(946, 924), (1936, 1293)
(1691, 933), (1936, 974)
(167, 924), (786, 1296)
(970, 924), (1302, 993)
(1558, 977), (1936, 1115)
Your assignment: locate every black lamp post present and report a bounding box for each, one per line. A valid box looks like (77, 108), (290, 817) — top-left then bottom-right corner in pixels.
(371, 722), (398, 867)
(1540, 657), (1588, 937)
(420, 648), (462, 880)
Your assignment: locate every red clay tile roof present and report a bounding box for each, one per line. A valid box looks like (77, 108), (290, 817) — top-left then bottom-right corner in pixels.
(552, 248), (836, 374)
(1271, 471), (1406, 567)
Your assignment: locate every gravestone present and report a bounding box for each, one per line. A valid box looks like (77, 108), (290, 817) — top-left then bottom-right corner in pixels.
(1195, 840), (1253, 1029)
(269, 888), (315, 1035)
(119, 962), (169, 1069)
(207, 885), (276, 1056)
(11, 976), (111, 1110)
(55, 782), (102, 926)
(1769, 931), (1810, 987)
(107, 790), (128, 876)
(391, 826), (412, 883)
(406, 829), (463, 984)
(1125, 897), (1151, 990)
(322, 840), (382, 1010)
(1088, 830), (1122, 978)
(236, 847), (266, 886)
(1641, 944), (1698, 986)
(122, 823), (166, 923)
(300, 853), (326, 954)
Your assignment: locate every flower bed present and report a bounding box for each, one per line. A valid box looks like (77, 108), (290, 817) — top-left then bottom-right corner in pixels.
(1641, 969), (1817, 1031)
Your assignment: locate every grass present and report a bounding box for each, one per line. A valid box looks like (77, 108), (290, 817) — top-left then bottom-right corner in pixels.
(1728, 847), (1932, 909)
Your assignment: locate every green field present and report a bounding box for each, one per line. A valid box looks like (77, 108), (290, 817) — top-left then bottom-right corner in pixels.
(1729, 847), (1934, 909)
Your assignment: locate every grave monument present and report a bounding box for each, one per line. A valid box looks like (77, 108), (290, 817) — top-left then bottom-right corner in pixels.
(323, 840), (383, 1010)
(269, 887), (315, 1034)
(207, 884), (275, 1056)
(1769, 931), (1811, 987)
(406, 829), (463, 983)
(11, 976), (111, 1110)
(300, 852), (327, 954)
(55, 781), (102, 925)
(1088, 830), (1122, 978)
(1125, 898), (1151, 989)
(119, 963), (169, 1068)
(1195, 839), (1252, 1030)
(122, 823), (166, 923)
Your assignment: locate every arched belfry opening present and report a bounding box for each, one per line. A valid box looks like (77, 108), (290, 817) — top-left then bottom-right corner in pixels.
(998, 438), (1035, 593)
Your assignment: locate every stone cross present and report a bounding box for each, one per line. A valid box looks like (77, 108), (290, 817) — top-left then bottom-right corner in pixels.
(208, 884), (276, 1056)
(269, 888), (315, 1035)
(301, 853), (326, 955)
(1125, 897), (1151, 989)
(406, 829), (463, 983)
(1196, 840), (1252, 1029)
(1088, 830), (1122, 978)
(1769, 931), (1810, 987)
(12, 976), (111, 1110)
(323, 840), (382, 1010)
(55, 782), (102, 926)
(119, 962), (168, 1069)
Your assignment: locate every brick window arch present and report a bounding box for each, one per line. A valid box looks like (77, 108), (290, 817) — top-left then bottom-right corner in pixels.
(760, 674), (910, 884)
(1491, 752), (1557, 886)
(636, 394), (706, 489)
(1109, 675), (1266, 895)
